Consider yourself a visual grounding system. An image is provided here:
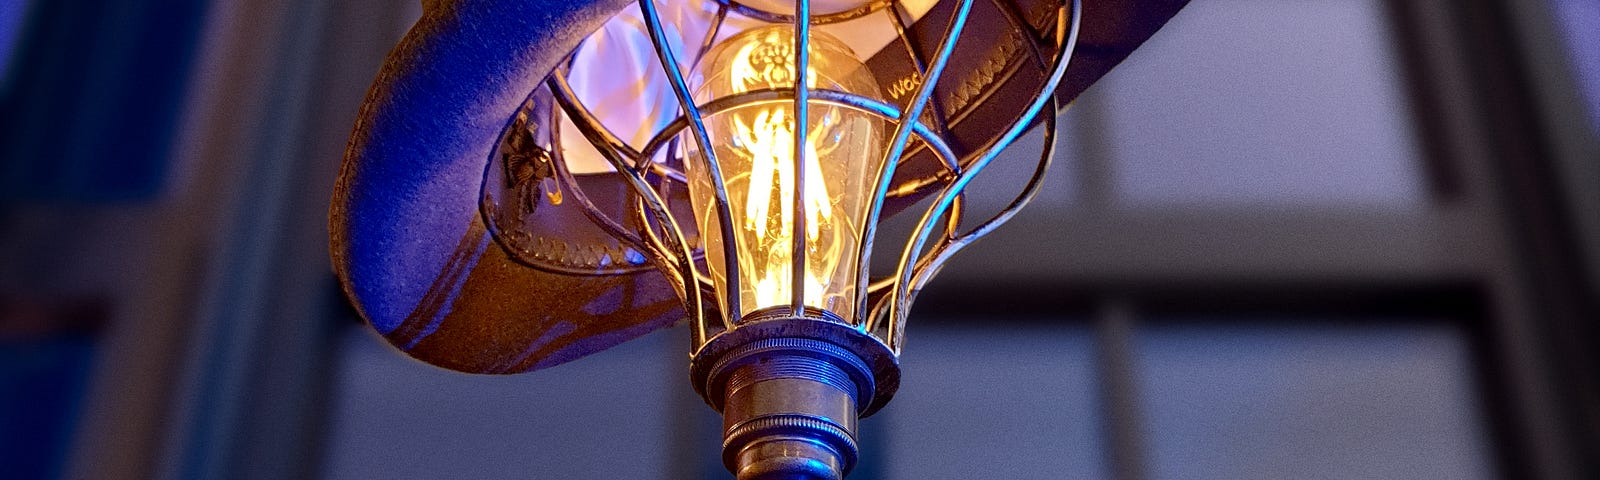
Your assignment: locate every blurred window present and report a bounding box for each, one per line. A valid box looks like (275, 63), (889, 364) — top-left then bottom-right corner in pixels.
(1551, 0), (1600, 133)
(0, 338), (96, 480)
(0, 0), (27, 88)
(320, 328), (686, 480)
(1135, 322), (1495, 480)
(879, 324), (1104, 480)
(1097, 0), (1426, 207)
(0, 0), (207, 201)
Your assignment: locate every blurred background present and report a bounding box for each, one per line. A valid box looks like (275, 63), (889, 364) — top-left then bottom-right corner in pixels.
(1, 0), (1597, 479)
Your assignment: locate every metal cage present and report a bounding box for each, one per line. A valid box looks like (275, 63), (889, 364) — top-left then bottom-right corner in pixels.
(507, 0), (1082, 355)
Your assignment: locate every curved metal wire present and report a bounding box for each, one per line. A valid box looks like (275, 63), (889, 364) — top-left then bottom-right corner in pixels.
(638, 0), (745, 320)
(868, 0), (1056, 205)
(886, 0), (953, 139)
(891, 99), (1057, 337)
(636, 87), (963, 310)
(696, 2), (731, 65)
(550, 83), (716, 346)
(543, 91), (655, 256)
(545, 74), (690, 273)
(790, 0), (813, 316)
(628, 184), (687, 282)
(883, 0), (1082, 352)
(861, 0), (1058, 334)
(714, 0), (891, 25)
(631, 85), (962, 335)
(853, 0), (973, 333)
(549, 62), (688, 184)
(902, 0), (1062, 300)
(631, 86), (965, 296)
(544, 0), (1081, 354)
(552, 58), (648, 163)
(637, 89), (960, 173)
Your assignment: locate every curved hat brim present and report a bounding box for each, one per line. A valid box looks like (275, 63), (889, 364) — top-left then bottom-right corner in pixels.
(332, 0), (1190, 374)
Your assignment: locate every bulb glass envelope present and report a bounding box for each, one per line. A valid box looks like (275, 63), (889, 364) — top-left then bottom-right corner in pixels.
(331, 0), (1190, 374)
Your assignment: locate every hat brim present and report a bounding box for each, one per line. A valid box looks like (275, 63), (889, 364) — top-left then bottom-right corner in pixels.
(331, 0), (1191, 374)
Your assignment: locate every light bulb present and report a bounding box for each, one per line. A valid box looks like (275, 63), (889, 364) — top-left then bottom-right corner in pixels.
(683, 26), (885, 322)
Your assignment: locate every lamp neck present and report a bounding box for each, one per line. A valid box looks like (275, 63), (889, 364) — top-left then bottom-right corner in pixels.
(722, 345), (860, 479)
(690, 317), (899, 480)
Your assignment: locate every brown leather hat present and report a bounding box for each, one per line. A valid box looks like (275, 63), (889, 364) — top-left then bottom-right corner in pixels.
(331, 0), (1190, 374)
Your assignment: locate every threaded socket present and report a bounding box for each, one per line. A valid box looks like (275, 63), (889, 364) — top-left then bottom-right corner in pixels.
(717, 346), (863, 479)
(689, 316), (900, 479)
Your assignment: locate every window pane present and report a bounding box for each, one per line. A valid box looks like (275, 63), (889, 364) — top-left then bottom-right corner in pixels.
(0, 1), (27, 85)
(883, 324), (1103, 480)
(1551, 0), (1600, 133)
(320, 327), (682, 480)
(1135, 323), (1495, 480)
(1099, 0), (1426, 207)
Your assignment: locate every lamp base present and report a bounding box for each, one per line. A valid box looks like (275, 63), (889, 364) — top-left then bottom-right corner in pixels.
(690, 314), (899, 480)
(723, 362), (857, 479)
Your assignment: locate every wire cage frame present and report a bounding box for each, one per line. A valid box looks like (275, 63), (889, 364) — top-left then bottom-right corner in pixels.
(496, 0), (1083, 356)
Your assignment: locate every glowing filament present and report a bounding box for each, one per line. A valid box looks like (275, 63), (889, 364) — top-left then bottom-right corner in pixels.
(684, 26), (883, 320)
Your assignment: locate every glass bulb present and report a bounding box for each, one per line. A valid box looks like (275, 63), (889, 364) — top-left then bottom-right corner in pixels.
(683, 26), (884, 322)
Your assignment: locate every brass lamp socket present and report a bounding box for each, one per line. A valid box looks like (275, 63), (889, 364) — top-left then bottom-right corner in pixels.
(690, 313), (900, 479)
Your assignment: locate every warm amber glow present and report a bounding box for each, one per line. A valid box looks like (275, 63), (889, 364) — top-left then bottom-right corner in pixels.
(684, 26), (883, 321)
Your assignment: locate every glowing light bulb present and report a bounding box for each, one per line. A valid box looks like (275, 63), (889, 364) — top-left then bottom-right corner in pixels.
(683, 26), (884, 322)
